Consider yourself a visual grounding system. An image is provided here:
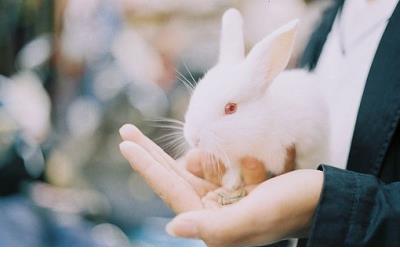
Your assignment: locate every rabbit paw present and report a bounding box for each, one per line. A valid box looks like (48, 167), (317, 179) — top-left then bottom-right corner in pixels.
(216, 187), (247, 206)
(222, 167), (242, 191)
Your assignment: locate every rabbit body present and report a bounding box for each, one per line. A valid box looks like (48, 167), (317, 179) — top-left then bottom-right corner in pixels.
(222, 69), (329, 189)
(183, 9), (329, 190)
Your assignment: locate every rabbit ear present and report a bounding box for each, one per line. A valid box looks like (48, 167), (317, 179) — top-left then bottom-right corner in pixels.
(218, 8), (245, 65)
(245, 19), (299, 90)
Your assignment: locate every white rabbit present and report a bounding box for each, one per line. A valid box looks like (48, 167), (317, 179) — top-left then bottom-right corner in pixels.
(183, 8), (329, 191)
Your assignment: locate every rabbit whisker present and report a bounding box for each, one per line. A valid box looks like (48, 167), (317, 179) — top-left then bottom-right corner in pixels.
(149, 124), (184, 131)
(175, 68), (195, 91)
(146, 117), (185, 126)
(182, 62), (197, 87)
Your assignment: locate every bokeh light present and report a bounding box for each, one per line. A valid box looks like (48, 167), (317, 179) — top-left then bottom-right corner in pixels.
(0, 0), (328, 246)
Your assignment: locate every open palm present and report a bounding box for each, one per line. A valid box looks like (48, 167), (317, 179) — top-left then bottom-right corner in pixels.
(119, 124), (323, 246)
(119, 124), (260, 211)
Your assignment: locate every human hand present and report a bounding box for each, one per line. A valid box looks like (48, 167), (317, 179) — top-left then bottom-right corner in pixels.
(119, 124), (265, 210)
(166, 169), (323, 246)
(119, 124), (323, 246)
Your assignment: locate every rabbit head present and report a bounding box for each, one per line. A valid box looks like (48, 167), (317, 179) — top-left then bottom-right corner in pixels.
(183, 8), (299, 164)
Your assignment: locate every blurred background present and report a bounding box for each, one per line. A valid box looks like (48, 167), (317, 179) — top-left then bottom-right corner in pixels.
(0, 0), (331, 246)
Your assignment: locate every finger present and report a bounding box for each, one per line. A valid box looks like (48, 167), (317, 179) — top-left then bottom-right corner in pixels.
(165, 205), (258, 246)
(166, 170), (323, 246)
(184, 149), (204, 178)
(240, 157), (267, 185)
(120, 124), (172, 169)
(120, 124), (217, 195)
(185, 149), (226, 186)
(119, 141), (203, 213)
(201, 198), (221, 210)
(200, 154), (225, 186)
(201, 191), (222, 209)
(120, 125), (199, 198)
(165, 187), (271, 246)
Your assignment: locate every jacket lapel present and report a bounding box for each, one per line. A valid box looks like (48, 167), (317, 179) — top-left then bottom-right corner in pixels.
(299, 0), (344, 70)
(347, 1), (400, 175)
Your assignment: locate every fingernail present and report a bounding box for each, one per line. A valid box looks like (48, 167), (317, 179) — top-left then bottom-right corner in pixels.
(119, 124), (131, 135)
(119, 124), (139, 137)
(119, 141), (133, 159)
(166, 219), (199, 238)
(166, 222), (177, 237)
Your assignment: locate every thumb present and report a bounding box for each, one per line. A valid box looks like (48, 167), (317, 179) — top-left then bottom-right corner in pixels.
(165, 207), (246, 246)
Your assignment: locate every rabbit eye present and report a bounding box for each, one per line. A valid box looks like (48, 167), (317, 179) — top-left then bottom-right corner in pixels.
(224, 102), (237, 115)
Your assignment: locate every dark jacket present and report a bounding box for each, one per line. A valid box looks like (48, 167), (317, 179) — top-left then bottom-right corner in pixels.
(300, 0), (400, 246)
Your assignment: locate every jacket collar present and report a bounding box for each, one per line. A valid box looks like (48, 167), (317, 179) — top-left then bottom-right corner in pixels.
(299, 0), (344, 70)
(347, 1), (400, 175)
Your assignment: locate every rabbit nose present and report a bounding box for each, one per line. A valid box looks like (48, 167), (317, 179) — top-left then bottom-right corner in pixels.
(183, 126), (201, 147)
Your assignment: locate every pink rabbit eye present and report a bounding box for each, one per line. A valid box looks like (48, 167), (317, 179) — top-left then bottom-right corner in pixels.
(224, 102), (237, 115)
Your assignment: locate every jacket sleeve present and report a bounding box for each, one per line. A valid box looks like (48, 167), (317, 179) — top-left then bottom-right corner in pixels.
(307, 165), (400, 246)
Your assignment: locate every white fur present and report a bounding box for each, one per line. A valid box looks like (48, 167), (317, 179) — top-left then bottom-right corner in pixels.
(184, 9), (330, 190)
(219, 8), (245, 64)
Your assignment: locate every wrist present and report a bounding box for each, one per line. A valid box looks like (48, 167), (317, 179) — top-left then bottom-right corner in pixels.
(274, 169), (324, 239)
(296, 170), (324, 238)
